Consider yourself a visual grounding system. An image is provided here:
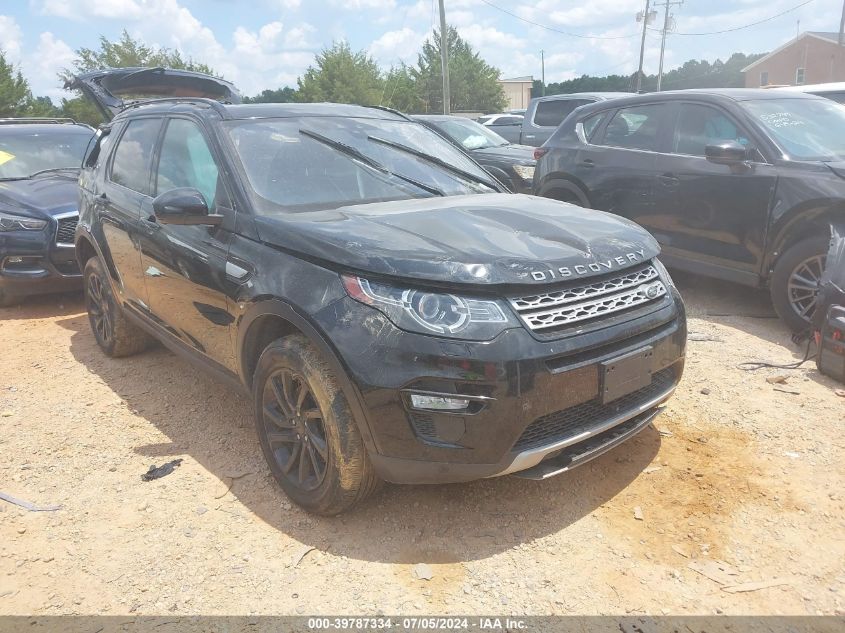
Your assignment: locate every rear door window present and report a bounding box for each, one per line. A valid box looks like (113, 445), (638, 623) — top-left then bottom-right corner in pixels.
(109, 118), (162, 194)
(491, 116), (522, 125)
(673, 103), (750, 156)
(599, 104), (665, 151)
(533, 99), (591, 127)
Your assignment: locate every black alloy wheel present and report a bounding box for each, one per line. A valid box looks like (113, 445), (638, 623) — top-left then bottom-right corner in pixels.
(261, 368), (329, 491)
(86, 271), (113, 346)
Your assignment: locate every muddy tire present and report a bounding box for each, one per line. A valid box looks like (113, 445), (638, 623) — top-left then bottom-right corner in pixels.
(83, 257), (153, 357)
(770, 236), (829, 332)
(253, 335), (382, 515)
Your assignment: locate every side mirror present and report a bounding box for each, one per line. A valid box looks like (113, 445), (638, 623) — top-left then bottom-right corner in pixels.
(705, 141), (748, 165)
(152, 188), (222, 226)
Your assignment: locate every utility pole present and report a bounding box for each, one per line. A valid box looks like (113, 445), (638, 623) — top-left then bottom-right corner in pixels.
(839, 0), (845, 45)
(541, 49), (545, 96)
(656, 0), (683, 91)
(438, 0), (450, 115)
(635, 0), (651, 93)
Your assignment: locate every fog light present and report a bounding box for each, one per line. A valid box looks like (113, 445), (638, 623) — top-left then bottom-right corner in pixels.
(7, 257), (23, 263)
(410, 394), (470, 411)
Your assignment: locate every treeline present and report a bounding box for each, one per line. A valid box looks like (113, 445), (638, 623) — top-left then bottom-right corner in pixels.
(535, 52), (765, 97)
(0, 29), (767, 127)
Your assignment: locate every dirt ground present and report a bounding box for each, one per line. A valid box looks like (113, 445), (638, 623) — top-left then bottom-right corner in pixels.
(0, 272), (843, 617)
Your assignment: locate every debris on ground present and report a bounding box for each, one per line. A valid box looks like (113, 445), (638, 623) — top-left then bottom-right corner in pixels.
(835, 389), (845, 397)
(688, 332), (724, 342)
(687, 559), (739, 585)
(671, 545), (690, 558)
(633, 506), (644, 521)
(721, 578), (793, 593)
(140, 458), (183, 482)
(0, 491), (62, 512)
(412, 563), (434, 581)
(643, 466), (662, 474)
(290, 545), (316, 568)
(772, 386), (801, 395)
(700, 388), (711, 395)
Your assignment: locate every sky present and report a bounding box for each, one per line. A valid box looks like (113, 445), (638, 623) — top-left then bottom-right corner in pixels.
(1, 0), (843, 102)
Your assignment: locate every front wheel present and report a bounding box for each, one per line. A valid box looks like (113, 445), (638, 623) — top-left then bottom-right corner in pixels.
(770, 236), (829, 332)
(253, 335), (382, 515)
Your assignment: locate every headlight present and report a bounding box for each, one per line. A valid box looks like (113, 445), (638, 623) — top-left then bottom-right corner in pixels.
(652, 258), (676, 289)
(0, 212), (47, 232)
(342, 274), (516, 340)
(512, 164), (535, 181)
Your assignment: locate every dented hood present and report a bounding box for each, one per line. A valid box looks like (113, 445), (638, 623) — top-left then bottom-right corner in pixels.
(254, 193), (660, 287)
(65, 67), (241, 120)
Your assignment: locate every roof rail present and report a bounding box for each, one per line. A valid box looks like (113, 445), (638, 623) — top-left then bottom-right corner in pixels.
(119, 97), (231, 117)
(368, 104), (412, 121)
(0, 117), (80, 125)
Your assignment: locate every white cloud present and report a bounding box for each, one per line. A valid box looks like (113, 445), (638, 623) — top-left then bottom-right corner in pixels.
(333, 0), (396, 9)
(0, 15), (23, 62)
(38, 0), (143, 20)
(276, 0), (301, 8)
(21, 32), (76, 100)
(368, 27), (427, 65)
(284, 23), (315, 49)
(457, 24), (525, 50)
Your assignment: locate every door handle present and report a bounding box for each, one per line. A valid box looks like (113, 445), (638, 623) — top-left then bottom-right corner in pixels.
(524, 134), (535, 139)
(580, 159), (595, 168)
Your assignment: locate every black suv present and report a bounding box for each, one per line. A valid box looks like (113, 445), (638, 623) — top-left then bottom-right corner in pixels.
(73, 69), (686, 514)
(533, 89), (845, 331)
(0, 118), (94, 306)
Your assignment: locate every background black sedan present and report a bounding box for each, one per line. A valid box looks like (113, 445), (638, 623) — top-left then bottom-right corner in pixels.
(413, 115), (536, 193)
(0, 119), (94, 307)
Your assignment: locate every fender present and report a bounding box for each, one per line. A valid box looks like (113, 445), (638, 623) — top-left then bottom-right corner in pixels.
(236, 298), (379, 455)
(537, 176), (591, 208)
(764, 202), (845, 275)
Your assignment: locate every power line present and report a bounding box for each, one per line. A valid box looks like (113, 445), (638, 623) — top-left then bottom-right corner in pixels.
(477, 0), (642, 40)
(652, 0), (814, 36)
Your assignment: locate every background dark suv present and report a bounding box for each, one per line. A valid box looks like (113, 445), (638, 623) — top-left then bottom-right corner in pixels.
(534, 89), (845, 331)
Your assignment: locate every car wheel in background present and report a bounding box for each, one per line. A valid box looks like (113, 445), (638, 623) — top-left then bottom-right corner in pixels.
(253, 335), (382, 515)
(770, 236), (829, 332)
(0, 289), (21, 308)
(83, 257), (153, 357)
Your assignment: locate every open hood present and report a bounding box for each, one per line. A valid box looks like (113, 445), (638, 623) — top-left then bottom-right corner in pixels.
(65, 67), (241, 121)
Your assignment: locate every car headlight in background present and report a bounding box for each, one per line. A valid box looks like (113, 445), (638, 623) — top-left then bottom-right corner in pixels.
(512, 165), (535, 182)
(342, 274), (516, 340)
(0, 212), (47, 232)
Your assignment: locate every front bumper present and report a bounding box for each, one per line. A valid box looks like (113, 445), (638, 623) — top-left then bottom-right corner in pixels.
(0, 226), (81, 298)
(314, 286), (686, 484)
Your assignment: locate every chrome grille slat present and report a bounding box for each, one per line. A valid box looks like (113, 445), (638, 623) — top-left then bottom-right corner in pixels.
(511, 265), (659, 311)
(510, 263), (667, 332)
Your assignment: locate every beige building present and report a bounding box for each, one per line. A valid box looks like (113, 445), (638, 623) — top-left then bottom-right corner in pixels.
(743, 31), (845, 87)
(498, 76), (533, 110)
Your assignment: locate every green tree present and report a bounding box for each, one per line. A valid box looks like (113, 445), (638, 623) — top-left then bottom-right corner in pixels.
(297, 41), (384, 105)
(0, 51), (32, 117)
(410, 27), (506, 114)
(244, 86), (298, 103)
(382, 64), (423, 113)
(60, 30), (217, 126)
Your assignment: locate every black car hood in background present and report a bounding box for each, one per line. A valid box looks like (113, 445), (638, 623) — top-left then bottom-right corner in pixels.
(472, 144), (536, 164)
(65, 67), (241, 120)
(254, 193), (660, 287)
(0, 177), (79, 219)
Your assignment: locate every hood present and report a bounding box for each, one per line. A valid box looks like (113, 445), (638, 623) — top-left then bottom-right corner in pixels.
(254, 193), (660, 287)
(0, 176), (79, 219)
(65, 67), (241, 121)
(472, 144), (536, 164)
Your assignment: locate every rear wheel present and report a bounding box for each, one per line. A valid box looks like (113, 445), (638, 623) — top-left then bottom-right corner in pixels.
(770, 236), (829, 332)
(253, 335), (381, 515)
(84, 257), (152, 357)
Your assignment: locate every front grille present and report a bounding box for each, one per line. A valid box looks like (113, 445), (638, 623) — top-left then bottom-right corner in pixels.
(512, 366), (676, 452)
(509, 264), (666, 334)
(55, 215), (78, 246)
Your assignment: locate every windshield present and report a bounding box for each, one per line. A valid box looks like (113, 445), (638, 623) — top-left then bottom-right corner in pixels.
(226, 117), (496, 214)
(741, 98), (845, 161)
(429, 118), (508, 150)
(0, 127), (93, 179)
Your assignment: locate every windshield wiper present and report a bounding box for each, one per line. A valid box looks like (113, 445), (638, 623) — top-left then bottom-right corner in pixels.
(299, 129), (445, 197)
(28, 167), (80, 179)
(367, 135), (500, 191)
